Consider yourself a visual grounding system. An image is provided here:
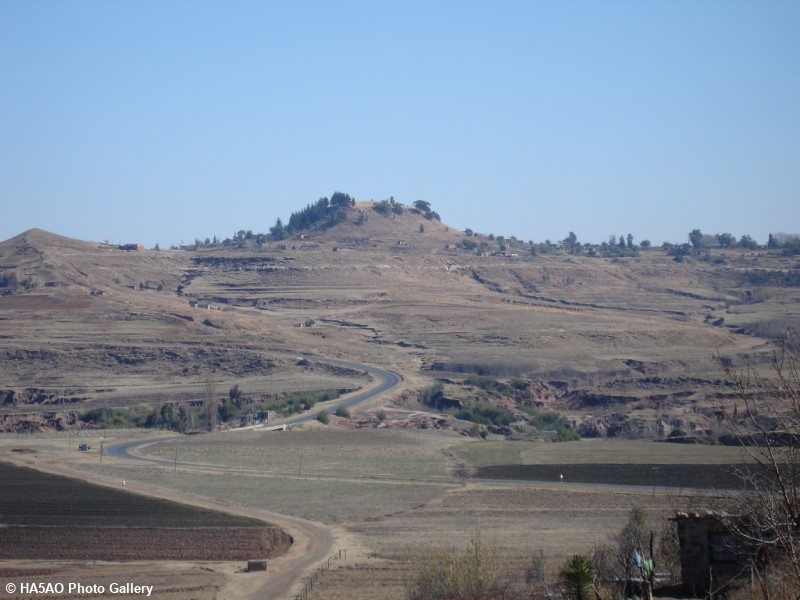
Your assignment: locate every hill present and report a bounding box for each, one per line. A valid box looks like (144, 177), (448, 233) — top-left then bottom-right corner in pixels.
(1, 208), (799, 436)
(291, 200), (460, 250)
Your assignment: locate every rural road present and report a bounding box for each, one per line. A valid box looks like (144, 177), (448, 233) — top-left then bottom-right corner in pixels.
(106, 355), (402, 461)
(101, 355), (402, 600)
(291, 355), (402, 423)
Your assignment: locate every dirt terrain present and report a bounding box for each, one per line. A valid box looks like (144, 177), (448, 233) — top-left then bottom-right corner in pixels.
(1, 203), (797, 598)
(0, 462), (291, 562)
(1, 429), (754, 600)
(0, 436), (358, 600)
(1, 206), (797, 437)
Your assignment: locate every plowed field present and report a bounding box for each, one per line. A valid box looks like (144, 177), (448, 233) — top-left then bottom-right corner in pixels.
(474, 462), (756, 488)
(0, 461), (291, 560)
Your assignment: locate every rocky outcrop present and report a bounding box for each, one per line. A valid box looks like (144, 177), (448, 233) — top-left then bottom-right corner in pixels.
(1, 388), (87, 407)
(563, 390), (639, 409)
(572, 413), (713, 440)
(0, 410), (80, 432)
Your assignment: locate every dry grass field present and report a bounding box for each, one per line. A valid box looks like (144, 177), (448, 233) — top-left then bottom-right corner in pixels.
(1, 208), (798, 597)
(141, 428), (455, 477)
(451, 437), (753, 466)
(5, 429), (736, 599)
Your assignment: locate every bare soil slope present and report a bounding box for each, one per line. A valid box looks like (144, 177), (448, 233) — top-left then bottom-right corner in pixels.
(1, 206), (798, 437)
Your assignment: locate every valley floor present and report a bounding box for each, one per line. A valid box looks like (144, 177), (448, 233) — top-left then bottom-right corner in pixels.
(0, 429), (748, 599)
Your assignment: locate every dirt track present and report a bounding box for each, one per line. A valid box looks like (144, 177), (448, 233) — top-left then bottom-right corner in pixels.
(0, 438), (352, 600)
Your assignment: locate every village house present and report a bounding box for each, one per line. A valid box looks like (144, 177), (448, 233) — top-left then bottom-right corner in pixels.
(673, 511), (752, 594)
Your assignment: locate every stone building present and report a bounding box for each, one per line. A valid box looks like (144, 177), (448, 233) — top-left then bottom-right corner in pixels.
(673, 511), (751, 594)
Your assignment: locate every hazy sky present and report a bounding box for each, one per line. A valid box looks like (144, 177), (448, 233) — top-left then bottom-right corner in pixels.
(2, 1), (798, 248)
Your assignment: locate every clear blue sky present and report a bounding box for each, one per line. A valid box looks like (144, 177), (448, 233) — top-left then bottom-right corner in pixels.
(2, 1), (798, 248)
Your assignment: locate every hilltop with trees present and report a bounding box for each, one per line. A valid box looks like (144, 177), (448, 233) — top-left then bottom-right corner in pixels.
(177, 190), (795, 264)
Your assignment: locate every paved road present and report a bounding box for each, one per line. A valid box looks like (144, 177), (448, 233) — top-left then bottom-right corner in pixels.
(289, 355), (401, 424)
(107, 355), (401, 461)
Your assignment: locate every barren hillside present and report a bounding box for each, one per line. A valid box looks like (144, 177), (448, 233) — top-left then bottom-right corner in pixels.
(1, 204), (798, 437)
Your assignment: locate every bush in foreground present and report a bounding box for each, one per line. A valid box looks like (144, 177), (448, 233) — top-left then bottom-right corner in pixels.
(406, 534), (503, 599)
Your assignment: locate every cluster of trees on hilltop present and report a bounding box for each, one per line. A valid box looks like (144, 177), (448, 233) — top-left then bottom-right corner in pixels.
(551, 229), (795, 258)
(657, 229), (800, 260)
(450, 225), (799, 261)
(370, 197), (441, 220)
(564, 232), (644, 258)
(688, 229), (762, 251)
(180, 191), (356, 249)
(270, 191), (355, 241)
(372, 197), (406, 216)
(179, 191), (797, 257)
(766, 232), (800, 255)
(456, 231), (646, 258)
(182, 191), (444, 249)
(410, 199), (441, 221)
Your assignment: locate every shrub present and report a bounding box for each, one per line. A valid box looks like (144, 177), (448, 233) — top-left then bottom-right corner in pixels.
(555, 426), (580, 442)
(256, 389), (340, 417)
(82, 407), (126, 428)
(217, 402), (240, 423)
(560, 554), (596, 600)
(316, 410), (330, 425)
(511, 378), (528, 391)
(373, 200), (391, 215)
(465, 375), (513, 396)
(334, 406), (350, 418)
(406, 534), (503, 599)
(420, 383), (445, 409)
(456, 402), (514, 428)
(318, 389), (339, 402)
(520, 407), (569, 431)
(0, 272), (18, 289)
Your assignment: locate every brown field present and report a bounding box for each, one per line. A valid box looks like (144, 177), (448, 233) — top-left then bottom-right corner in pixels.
(0, 461), (290, 561)
(0, 429), (738, 599)
(1, 215), (798, 598)
(0, 526), (290, 561)
(451, 438), (754, 466)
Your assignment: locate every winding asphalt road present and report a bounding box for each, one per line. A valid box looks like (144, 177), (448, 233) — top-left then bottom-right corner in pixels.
(107, 355), (401, 461)
(290, 355), (402, 424)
